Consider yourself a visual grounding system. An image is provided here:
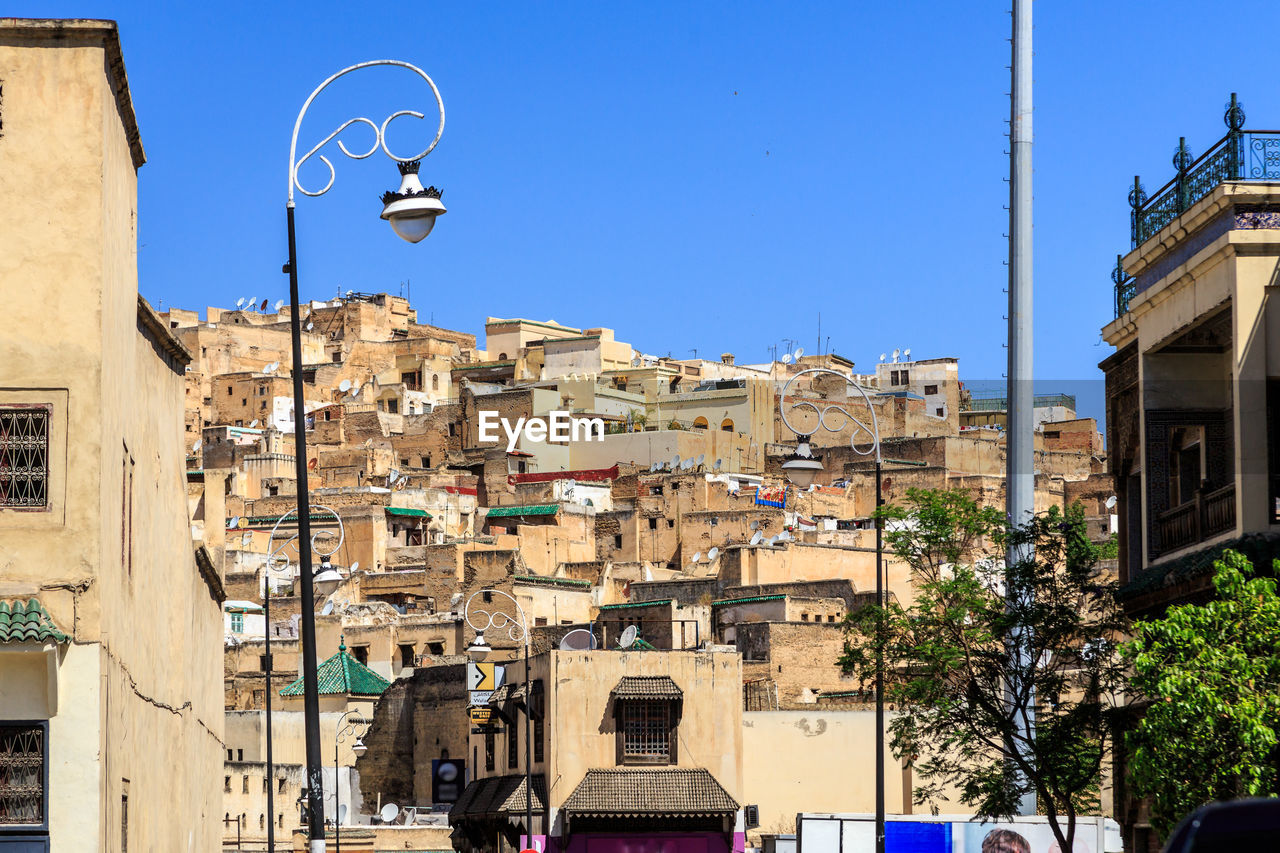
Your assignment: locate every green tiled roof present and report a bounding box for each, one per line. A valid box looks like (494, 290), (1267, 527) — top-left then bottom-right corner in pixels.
(0, 598), (69, 644)
(279, 640), (391, 697)
(712, 594), (787, 606)
(598, 599), (673, 611)
(514, 574), (591, 589)
(486, 504), (558, 518)
(386, 506), (432, 518)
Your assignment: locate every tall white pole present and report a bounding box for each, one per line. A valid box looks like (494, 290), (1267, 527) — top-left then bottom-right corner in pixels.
(1008, 0), (1036, 817)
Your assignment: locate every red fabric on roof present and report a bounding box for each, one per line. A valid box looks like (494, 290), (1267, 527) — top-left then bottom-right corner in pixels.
(509, 465), (618, 485)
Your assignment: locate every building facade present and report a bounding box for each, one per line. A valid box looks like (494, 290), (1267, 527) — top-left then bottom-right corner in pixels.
(0, 18), (223, 852)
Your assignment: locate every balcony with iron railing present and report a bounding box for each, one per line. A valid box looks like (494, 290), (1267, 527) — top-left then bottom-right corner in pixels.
(1113, 93), (1280, 317)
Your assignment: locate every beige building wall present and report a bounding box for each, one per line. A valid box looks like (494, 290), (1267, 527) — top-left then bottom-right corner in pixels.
(0, 19), (222, 852)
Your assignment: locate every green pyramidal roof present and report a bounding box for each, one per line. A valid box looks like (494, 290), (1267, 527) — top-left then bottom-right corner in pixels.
(0, 598), (70, 644)
(279, 641), (391, 697)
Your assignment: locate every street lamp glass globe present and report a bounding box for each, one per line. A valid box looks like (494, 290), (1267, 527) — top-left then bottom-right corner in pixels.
(467, 634), (492, 661)
(387, 211), (438, 244)
(781, 442), (823, 489)
(351, 739), (368, 757)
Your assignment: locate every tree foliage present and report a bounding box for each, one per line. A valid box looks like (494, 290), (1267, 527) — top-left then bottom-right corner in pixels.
(839, 488), (1126, 853)
(1123, 550), (1280, 836)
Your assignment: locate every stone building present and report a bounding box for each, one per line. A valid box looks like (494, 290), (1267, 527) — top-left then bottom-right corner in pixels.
(450, 649), (744, 853)
(0, 18), (223, 851)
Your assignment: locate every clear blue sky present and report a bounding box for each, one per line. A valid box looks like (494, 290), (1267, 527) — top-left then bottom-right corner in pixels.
(19, 2), (1280, 422)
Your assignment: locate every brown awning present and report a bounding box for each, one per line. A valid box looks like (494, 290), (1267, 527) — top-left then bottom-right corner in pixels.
(562, 768), (737, 817)
(449, 774), (546, 822)
(611, 675), (683, 700)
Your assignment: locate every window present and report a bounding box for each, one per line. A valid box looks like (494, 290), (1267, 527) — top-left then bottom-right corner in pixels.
(508, 717), (519, 769)
(228, 386), (233, 396)
(720, 418), (734, 432)
(666, 519), (674, 528)
(230, 612), (244, 633)
(620, 700), (673, 764)
(332, 352), (341, 362)
(432, 374), (440, 391)
(924, 384), (938, 396)
(534, 617), (548, 627)
(259, 654), (268, 671)
(259, 814), (264, 830)
(242, 776), (249, 793)
(279, 778), (287, 794)
(484, 730), (495, 771)
(692, 417), (708, 430)
(427, 642), (444, 656)
(388, 399), (399, 414)
(935, 408), (944, 417)
(614, 534), (623, 549)
(121, 780), (129, 853)
(224, 776), (231, 793)
(399, 644), (415, 667)
(227, 750), (233, 761)
(241, 398), (247, 406)
(352, 646), (369, 666)
(121, 445), (134, 576)
(0, 407), (50, 508)
(237, 749), (243, 762)
(263, 777), (269, 793)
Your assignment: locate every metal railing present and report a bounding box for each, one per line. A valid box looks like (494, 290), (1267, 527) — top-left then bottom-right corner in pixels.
(1115, 95), (1280, 317)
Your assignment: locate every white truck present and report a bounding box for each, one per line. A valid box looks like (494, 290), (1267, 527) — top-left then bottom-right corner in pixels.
(796, 813), (1122, 853)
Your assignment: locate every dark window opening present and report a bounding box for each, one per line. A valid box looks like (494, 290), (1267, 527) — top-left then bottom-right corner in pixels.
(507, 718), (519, 769)
(648, 518), (657, 530)
(0, 407), (50, 508)
(484, 730), (495, 771)
(619, 700), (674, 764)
(924, 384), (938, 395)
(427, 642), (444, 655)
(399, 644), (415, 667)
(352, 646), (369, 666)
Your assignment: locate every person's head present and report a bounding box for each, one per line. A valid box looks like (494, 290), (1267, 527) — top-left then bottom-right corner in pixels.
(981, 828), (1031, 853)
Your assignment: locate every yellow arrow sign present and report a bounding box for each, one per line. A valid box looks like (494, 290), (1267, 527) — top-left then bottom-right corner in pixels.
(467, 661), (498, 691)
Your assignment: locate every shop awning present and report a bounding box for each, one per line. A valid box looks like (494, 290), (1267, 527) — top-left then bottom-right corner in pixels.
(449, 774), (546, 822)
(385, 506), (431, 518)
(562, 769), (737, 817)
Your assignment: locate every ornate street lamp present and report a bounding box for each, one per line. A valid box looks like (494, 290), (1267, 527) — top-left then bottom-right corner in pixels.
(334, 709), (369, 853)
(264, 506), (346, 853)
(778, 368), (886, 853)
(284, 59), (447, 853)
(464, 590), (535, 847)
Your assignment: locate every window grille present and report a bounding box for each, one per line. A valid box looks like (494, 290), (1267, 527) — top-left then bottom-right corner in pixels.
(621, 701), (671, 762)
(507, 718), (519, 769)
(0, 407), (50, 508)
(230, 612), (244, 633)
(0, 724), (46, 825)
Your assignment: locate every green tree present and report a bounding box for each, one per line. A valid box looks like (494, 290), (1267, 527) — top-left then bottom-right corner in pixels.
(840, 488), (1126, 853)
(1123, 550), (1280, 836)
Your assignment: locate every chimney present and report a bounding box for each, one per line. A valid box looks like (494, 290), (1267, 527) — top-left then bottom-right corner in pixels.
(721, 353), (735, 365)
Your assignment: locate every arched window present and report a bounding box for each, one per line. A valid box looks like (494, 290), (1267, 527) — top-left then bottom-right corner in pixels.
(720, 419), (734, 432)
(259, 814), (265, 829)
(692, 417), (709, 430)
(498, 352), (508, 360)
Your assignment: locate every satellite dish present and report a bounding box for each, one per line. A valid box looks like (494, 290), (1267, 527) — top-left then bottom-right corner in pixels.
(236, 297), (245, 308)
(247, 295), (256, 310)
(903, 348), (911, 360)
(892, 348), (901, 362)
(339, 804), (348, 824)
(618, 625), (638, 649)
(794, 347), (805, 358)
(750, 530), (764, 545)
(380, 803), (399, 823)
(249, 420), (258, 428)
(691, 551), (702, 563)
(227, 516), (240, 529)
(566, 479), (576, 490)
(781, 354), (793, 364)
(559, 628), (598, 651)
(275, 299), (284, 311)
(671, 455), (681, 469)
(708, 546), (719, 561)
(696, 453), (705, 466)
(879, 353), (887, 362)
(193, 439), (202, 451)
(750, 520), (760, 530)
(1105, 495), (1117, 509)
(306, 322), (314, 331)
(350, 561), (360, 573)
(766, 535), (777, 545)
(714, 459), (722, 471)
(321, 600), (334, 616)
(339, 379), (352, 392)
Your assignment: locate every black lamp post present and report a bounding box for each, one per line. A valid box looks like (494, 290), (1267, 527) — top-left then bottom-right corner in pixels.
(779, 369), (884, 853)
(284, 59), (447, 852)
